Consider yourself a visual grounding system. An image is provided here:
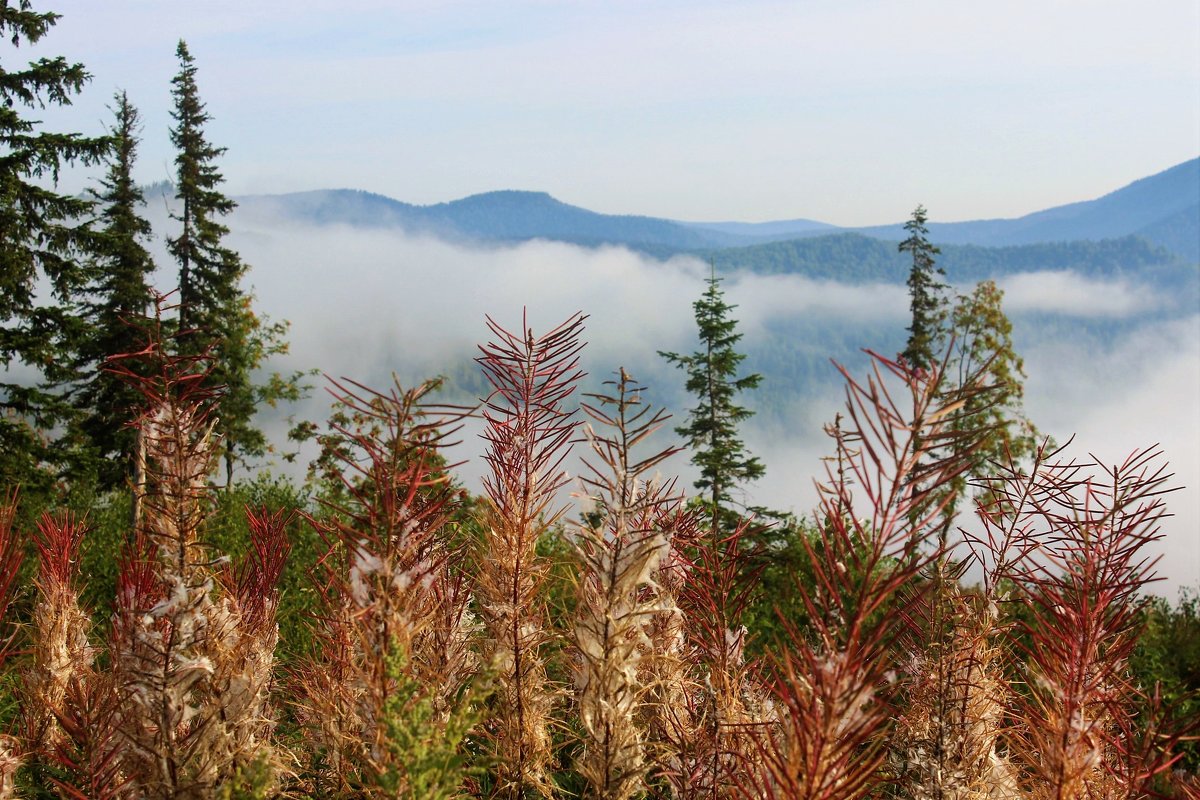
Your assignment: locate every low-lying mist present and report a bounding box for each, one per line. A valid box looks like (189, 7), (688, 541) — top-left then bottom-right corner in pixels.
(178, 208), (1199, 593)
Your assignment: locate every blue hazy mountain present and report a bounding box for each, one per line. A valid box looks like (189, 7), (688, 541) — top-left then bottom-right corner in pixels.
(238, 188), (749, 251)
(234, 157), (1199, 264)
(1132, 201), (1200, 262)
(846, 158), (1199, 260)
(678, 217), (837, 239)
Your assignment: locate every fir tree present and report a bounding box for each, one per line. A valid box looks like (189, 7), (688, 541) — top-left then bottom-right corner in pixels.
(0, 1), (110, 496)
(166, 40), (294, 486)
(899, 205), (946, 371)
(74, 91), (156, 492)
(659, 267), (764, 527)
(167, 39), (239, 337)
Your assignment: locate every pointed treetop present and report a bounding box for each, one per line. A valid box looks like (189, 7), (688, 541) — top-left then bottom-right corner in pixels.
(660, 265), (764, 520)
(900, 204), (947, 372)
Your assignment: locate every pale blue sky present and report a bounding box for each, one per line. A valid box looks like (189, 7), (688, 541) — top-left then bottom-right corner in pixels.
(27, 0), (1200, 225)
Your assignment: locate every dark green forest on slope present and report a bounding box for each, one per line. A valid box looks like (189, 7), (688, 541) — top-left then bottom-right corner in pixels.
(702, 231), (1195, 286)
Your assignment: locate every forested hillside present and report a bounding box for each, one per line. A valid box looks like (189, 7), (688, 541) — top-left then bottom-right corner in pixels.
(704, 231), (1193, 285)
(238, 188), (743, 250)
(849, 158), (1200, 256)
(237, 157), (1200, 264)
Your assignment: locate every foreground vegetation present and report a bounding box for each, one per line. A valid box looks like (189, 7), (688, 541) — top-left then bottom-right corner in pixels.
(0, 309), (1193, 799)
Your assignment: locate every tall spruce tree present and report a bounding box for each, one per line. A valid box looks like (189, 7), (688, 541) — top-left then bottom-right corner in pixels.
(899, 205), (946, 371)
(167, 39), (285, 486)
(74, 91), (156, 491)
(168, 39), (240, 336)
(0, 1), (110, 496)
(659, 267), (764, 528)
(895, 208), (1040, 546)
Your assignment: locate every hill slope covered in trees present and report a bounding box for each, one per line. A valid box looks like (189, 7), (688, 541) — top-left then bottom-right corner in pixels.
(235, 157), (1200, 264)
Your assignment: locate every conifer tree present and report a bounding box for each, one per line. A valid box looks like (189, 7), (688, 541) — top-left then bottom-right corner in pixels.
(899, 205), (947, 371)
(0, 1), (110, 496)
(168, 39), (239, 337)
(894, 214), (1039, 546)
(167, 39), (291, 485)
(660, 267), (764, 528)
(74, 91), (156, 491)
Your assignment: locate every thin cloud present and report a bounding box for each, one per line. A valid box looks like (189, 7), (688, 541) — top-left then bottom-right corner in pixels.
(164, 212), (1198, 594)
(998, 270), (1163, 318)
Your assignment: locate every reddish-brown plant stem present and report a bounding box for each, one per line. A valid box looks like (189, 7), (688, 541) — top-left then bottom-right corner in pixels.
(294, 376), (475, 795)
(749, 351), (988, 800)
(985, 445), (1181, 798)
(573, 368), (682, 800)
(24, 511), (94, 754)
(475, 311), (585, 798)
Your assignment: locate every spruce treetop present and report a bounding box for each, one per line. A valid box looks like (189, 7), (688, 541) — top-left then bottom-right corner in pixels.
(164, 40), (300, 487)
(169, 40), (232, 216)
(168, 39), (240, 334)
(660, 268), (764, 517)
(899, 204), (946, 372)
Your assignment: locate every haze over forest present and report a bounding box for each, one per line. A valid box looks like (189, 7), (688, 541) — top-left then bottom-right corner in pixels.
(118, 158), (1200, 592)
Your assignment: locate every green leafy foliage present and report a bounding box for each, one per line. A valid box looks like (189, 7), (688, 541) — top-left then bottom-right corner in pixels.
(1132, 587), (1200, 774)
(941, 281), (1040, 516)
(212, 755), (276, 800)
(202, 474), (320, 666)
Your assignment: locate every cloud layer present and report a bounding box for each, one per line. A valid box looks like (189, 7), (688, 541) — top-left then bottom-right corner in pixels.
(198, 216), (1200, 594)
(998, 270), (1164, 317)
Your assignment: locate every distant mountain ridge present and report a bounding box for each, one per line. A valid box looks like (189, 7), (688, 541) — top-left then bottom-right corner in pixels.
(848, 159), (1200, 260)
(238, 188), (746, 251)
(231, 156), (1199, 265)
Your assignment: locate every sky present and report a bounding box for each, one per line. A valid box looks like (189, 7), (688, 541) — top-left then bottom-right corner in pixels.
(26, 0), (1200, 225)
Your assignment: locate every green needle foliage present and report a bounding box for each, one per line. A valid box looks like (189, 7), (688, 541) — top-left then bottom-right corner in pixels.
(900, 205), (947, 372)
(167, 40), (301, 486)
(376, 646), (487, 800)
(0, 0), (110, 498)
(168, 38), (252, 486)
(168, 39), (240, 339)
(659, 267), (764, 528)
(897, 209), (1039, 543)
(74, 91), (157, 492)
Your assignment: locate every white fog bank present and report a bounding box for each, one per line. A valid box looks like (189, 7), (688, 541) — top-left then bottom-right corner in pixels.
(218, 218), (1199, 595)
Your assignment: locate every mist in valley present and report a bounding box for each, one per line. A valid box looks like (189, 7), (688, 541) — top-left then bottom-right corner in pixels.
(181, 205), (1200, 594)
